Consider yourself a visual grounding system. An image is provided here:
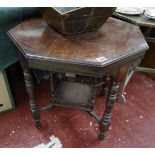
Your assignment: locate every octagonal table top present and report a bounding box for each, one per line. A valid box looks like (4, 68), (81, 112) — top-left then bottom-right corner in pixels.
(8, 17), (148, 67)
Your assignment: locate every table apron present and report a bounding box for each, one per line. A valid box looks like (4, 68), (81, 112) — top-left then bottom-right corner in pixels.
(28, 51), (145, 77)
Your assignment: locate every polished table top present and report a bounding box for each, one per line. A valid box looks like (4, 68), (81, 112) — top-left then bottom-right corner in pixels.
(8, 17), (148, 69)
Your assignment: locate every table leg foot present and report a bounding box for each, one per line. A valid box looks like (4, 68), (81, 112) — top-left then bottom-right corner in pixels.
(98, 132), (106, 140)
(99, 120), (111, 140)
(35, 121), (41, 128)
(119, 94), (126, 103)
(99, 121), (111, 140)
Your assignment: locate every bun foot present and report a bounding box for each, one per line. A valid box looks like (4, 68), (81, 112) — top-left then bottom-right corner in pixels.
(98, 132), (106, 140)
(120, 94), (126, 103)
(35, 121), (41, 129)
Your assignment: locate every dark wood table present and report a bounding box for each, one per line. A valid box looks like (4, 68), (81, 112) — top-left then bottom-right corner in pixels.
(8, 17), (148, 140)
(114, 12), (155, 80)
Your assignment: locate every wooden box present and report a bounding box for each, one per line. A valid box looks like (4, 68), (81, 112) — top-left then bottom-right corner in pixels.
(40, 7), (116, 35)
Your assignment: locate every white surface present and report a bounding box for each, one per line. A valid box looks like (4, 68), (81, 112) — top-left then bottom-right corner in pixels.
(115, 7), (144, 15)
(1, 0), (155, 7)
(144, 8), (155, 20)
(34, 135), (62, 148)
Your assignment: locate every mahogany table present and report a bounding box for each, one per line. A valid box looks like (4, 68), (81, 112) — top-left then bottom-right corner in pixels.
(8, 17), (148, 140)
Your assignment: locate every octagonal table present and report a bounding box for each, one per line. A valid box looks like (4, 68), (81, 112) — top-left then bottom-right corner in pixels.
(8, 17), (148, 140)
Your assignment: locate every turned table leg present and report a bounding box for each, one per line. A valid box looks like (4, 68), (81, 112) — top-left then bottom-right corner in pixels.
(18, 52), (41, 128)
(117, 60), (141, 103)
(99, 77), (119, 140)
(49, 72), (56, 103)
(101, 76), (107, 96)
(101, 75), (110, 96)
(117, 66), (130, 103)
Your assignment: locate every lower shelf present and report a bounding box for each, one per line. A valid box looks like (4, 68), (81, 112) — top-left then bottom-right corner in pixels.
(54, 81), (94, 110)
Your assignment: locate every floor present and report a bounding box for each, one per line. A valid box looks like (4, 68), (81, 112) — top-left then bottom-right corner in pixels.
(0, 72), (155, 148)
